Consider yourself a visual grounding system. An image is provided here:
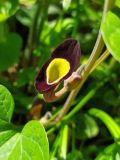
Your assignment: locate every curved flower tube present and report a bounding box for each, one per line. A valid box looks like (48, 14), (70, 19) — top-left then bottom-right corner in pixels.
(35, 38), (81, 102)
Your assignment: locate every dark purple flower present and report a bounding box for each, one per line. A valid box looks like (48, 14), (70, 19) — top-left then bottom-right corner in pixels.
(35, 39), (81, 93)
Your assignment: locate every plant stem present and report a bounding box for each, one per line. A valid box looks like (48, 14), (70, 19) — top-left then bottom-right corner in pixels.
(47, 122), (61, 135)
(23, 0), (50, 67)
(36, 0), (49, 44)
(72, 123), (76, 151)
(64, 78), (107, 121)
(49, 131), (61, 159)
(90, 50), (110, 73)
(47, 77), (109, 134)
(29, 0), (49, 67)
(64, 89), (97, 121)
(59, 125), (68, 159)
(23, 2), (41, 67)
(56, 0), (114, 122)
(42, 109), (61, 127)
(0, 22), (5, 42)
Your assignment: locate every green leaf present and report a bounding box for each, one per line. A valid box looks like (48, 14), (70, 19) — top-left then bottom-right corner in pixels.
(0, 33), (22, 71)
(96, 143), (120, 160)
(16, 5), (36, 27)
(0, 120), (49, 160)
(19, 0), (37, 6)
(59, 125), (68, 159)
(67, 150), (84, 160)
(16, 68), (36, 87)
(101, 7), (120, 62)
(62, 0), (71, 10)
(89, 108), (120, 140)
(0, 119), (17, 147)
(0, 84), (14, 122)
(75, 114), (99, 140)
(116, 0), (120, 8)
(0, 0), (19, 21)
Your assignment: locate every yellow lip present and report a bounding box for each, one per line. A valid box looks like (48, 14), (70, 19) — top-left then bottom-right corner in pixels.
(46, 58), (70, 85)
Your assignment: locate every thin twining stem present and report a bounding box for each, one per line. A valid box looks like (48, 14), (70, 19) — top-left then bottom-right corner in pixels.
(90, 50), (110, 73)
(55, 0), (114, 122)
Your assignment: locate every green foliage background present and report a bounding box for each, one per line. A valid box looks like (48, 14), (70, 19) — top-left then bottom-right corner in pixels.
(0, 0), (120, 159)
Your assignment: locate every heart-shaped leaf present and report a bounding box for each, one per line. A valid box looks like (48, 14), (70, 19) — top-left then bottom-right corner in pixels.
(0, 119), (17, 147)
(101, 7), (120, 62)
(75, 113), (99, 140)
(0, 33), (22, 71)
(0, 120), (49, 160)
(0, 0), (19, 21)
(0, 84), (14, 122)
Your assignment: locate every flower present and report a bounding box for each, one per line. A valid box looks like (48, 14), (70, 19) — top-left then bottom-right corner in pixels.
(35, 38), (81, 93)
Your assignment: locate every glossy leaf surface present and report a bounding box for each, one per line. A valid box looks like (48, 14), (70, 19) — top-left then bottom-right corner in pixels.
(101, 7), (120, 62)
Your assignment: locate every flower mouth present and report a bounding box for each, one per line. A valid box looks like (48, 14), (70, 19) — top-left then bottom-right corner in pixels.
(35, 38), (81, 93)
(46, 58), (70, 85)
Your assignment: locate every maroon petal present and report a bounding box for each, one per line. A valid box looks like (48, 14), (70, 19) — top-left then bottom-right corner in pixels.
(35, 38), (81, 93)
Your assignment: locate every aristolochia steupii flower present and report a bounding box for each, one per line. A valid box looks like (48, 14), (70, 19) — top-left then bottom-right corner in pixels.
(35, 39), (81, 101)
